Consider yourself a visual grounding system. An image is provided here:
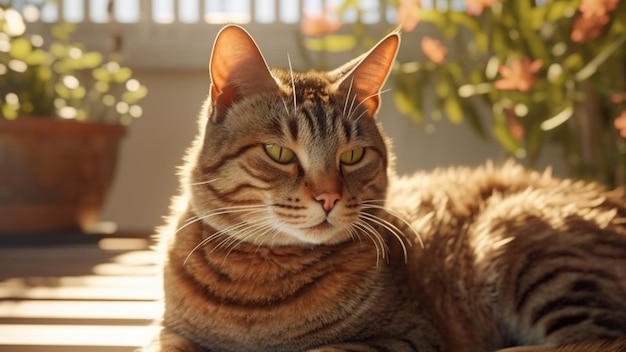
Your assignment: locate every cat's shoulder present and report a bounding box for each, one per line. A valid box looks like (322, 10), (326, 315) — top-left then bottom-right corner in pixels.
(392, 160), (550, 189)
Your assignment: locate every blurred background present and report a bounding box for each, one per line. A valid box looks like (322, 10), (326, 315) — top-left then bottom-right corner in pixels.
(2, 0), (624, 235)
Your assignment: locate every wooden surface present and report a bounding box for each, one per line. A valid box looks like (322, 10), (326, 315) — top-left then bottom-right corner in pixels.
(0, 233), (162, 352)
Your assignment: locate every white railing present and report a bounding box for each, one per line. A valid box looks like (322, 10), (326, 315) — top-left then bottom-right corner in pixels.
(8, 0), (400, 24)
(8, 0), (473, 24)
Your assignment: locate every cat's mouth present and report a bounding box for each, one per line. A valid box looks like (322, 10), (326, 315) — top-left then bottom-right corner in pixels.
(308, 220), (333, 231)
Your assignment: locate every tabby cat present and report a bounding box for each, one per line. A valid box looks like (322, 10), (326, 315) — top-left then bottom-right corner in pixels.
(145, 25), (626, 352)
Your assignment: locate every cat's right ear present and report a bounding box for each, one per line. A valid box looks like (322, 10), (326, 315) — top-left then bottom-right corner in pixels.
(208, 25), (279, 123)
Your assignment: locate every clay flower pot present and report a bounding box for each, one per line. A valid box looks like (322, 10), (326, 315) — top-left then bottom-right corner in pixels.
(0, 118), (125, 235)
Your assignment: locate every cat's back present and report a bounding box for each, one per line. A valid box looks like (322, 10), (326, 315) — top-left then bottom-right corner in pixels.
(388, 161), (625, 240)
(389, 161), (626, 350)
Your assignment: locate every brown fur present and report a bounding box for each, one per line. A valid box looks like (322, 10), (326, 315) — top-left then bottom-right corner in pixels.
(145, 26), (626, 352)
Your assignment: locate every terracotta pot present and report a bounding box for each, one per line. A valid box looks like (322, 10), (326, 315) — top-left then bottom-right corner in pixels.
(0, 118), (125, 234)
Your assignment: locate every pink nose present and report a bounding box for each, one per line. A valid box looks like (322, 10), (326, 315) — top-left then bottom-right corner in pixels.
(315, 193), (340, 213)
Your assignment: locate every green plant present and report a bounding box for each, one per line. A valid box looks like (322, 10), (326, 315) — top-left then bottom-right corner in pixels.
(0, 5), (146, 125)
(301, 0), (626, 189)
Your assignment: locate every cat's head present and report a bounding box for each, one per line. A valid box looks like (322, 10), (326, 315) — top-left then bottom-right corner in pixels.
(188, 25), (399, 247)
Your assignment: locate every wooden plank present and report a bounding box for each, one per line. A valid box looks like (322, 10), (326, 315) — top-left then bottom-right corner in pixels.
(0, 300), (162, 324)
(0, 284), (162, 301)
(0, 345), (137, 352)
(0, 249), (159, 279)
(0, 234), (162, 352)
(0, 324), (159, 350)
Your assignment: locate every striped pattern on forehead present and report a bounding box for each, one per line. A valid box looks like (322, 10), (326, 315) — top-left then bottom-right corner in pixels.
(275, 72), (367, 148)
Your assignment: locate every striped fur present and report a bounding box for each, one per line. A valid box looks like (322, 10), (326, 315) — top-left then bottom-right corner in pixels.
(145, 25), (626, 352)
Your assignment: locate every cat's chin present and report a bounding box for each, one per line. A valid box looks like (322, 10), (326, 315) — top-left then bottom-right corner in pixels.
(266, 223), (353, 247)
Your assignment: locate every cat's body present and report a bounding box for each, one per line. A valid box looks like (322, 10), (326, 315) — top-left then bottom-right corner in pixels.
(392, 164), (626, 351)
(146, 26), (626, 352)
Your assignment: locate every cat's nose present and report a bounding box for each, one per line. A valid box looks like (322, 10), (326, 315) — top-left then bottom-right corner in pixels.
(315, 193), (340, 213)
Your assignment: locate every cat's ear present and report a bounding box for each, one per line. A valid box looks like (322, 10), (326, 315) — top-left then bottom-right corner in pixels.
(333, 32), (400, 118)
(209, 25), (279, 122)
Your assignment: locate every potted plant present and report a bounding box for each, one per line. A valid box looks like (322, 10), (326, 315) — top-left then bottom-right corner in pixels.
(300, 0), (626, 189)
(0, 5), (147, 235)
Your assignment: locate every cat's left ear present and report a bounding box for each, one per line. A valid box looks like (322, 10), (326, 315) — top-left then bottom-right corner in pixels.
(333, 31), (400, 118)
(208, 25), (279, 122)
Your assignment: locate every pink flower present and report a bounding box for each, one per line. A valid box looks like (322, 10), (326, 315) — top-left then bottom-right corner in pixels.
(571, 0), (619, 42)
(615, 110), (626, 138)
(465, 0), (497, 15)
(570, 13), (609, 43)
(420, 36), (447, 64)
(300, 7), (342, 36)
(396, 0), (421, 33)
(579, 0), (620, 18)
(494, 58), (543, 92)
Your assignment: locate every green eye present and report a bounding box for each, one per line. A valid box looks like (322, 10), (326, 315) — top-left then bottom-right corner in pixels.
(264, 144), (295, 164)
(340, 148), (365, 165)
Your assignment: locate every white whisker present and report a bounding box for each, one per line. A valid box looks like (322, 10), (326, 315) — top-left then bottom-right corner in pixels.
(280, 97), (290, 115)
(360, 211), (409, 263)
(221, 219), (277, 264)
(349, 89), (391, 122)
(175, 204), (267, 236)
(361, 201), (423, 248)
(342, 76), (355, 117)
(353, 219), (388, 265)
(347, 92), (358, 121)
(287, 54), (297, 111)
(189, 178), (219, 186)
(181, 206), (270, 265)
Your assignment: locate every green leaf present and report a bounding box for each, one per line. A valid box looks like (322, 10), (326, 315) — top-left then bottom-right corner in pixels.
(2, 105), (18, 119)
(304, 35), (357, 52)
(55, 82), (71, 99)
(393, 89), (423, 124)
(545, 2), (576, 23)
(80, 51), (103, 68)
(435, 77), (450, 99)
(23, 49), (47, 65)
(112, 67), (132, 83)
(95, 81), (110, 93)
(575, 33), (626, 81)
(529, 6), (548, 30)
(562, 53), (583, 71)
(36, 66), (52, 81)
(51, 23), (76, 42)
(92, 67), (112, 82)
(122, 85), (148, 104)
(448, 12), (488, 51)
(444, 96), (463, 124)
(9, 37), (32, 59)
(492, 110), (522, 155)
(49, 42), (67, 58)
(419, 10), (451, 34)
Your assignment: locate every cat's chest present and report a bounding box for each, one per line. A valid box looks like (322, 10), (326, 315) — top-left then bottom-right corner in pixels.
(164, 225), (396, 350)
